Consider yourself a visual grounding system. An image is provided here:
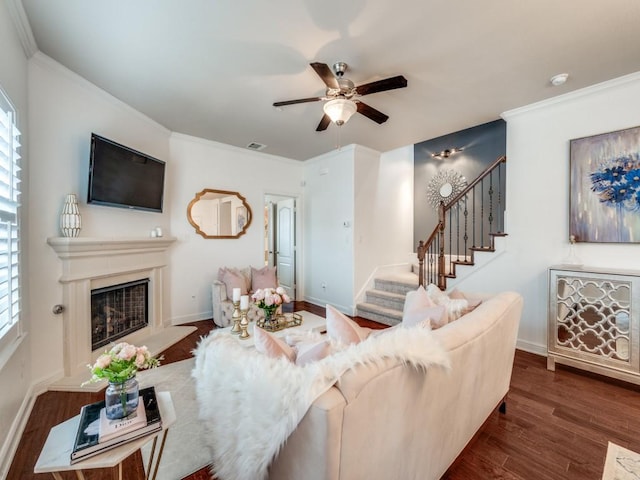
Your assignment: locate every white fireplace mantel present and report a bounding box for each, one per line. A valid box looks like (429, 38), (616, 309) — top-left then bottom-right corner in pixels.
(47, 236), (195, 392)
(47, 236), (177, 282)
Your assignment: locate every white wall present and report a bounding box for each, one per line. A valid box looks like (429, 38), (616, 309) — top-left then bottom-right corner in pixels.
(455, 72), (640, 354)
(167, 133), (303, 323)
(304, 144), (415, 314)
(0, 0), (30, 472)
(354, 145), (415, 295)
(303, 146), (355, 312)
(27, 52), (172, 386)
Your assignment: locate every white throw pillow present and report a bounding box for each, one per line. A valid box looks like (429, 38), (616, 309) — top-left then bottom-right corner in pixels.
(403, 286), (447, 328)
(426, 283), (469, 322)
(449, 288), (482, 315)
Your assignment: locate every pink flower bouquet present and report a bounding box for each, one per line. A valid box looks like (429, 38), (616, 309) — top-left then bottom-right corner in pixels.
(85, 342), (161, 384)
(251, 287), (291, 318)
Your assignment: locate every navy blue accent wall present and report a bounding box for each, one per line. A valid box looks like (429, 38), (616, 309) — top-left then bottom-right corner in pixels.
(413, 119), (507, 250)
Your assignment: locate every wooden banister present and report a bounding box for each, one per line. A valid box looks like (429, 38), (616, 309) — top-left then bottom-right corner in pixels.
(416, 155), (507, 289)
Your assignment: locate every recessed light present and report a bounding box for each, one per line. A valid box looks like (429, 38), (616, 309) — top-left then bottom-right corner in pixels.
(550, 73), (569, 86)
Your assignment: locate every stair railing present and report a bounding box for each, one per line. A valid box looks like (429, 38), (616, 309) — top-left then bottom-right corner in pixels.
(417, 155), (507, 289)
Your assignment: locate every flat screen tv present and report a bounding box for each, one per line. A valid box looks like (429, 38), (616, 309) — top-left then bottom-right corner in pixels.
(88, 133), (166, 213)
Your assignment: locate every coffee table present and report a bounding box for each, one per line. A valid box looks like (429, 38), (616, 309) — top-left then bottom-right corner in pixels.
(222, 310), (326, 347)
(34, 391), (176, 480)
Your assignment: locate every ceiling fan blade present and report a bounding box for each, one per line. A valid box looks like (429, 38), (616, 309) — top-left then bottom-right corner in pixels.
(310, 62), (339, 89)
(316, 114), (331, 131)
(357, 102), (389, 124)
(273, 97), (323, 107)
(355, 75), (407, 96)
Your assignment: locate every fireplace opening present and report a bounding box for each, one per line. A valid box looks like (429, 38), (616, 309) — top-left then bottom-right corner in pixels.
(91, 279), (149, 351)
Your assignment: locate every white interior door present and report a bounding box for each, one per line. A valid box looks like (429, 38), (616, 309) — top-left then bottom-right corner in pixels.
(276, 198), (296, 299)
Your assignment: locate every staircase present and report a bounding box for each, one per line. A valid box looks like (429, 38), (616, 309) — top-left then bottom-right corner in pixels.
(358, 156), (508, 326)
(356, 271), (418, 326)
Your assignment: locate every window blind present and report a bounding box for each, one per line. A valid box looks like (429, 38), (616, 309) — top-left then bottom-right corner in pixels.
(0, 101), (20, 338)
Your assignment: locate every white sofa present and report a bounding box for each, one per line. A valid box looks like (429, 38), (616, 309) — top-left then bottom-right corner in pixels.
(268, 291), (523, 480)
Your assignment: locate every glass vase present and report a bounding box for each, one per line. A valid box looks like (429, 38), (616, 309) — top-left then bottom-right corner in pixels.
(105, 377), (139, 420)
(264, 308), (277, 326)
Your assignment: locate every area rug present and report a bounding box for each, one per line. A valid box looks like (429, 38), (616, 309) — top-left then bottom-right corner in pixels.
(137, 358), (210, 480)
(602, 442), (640, 480)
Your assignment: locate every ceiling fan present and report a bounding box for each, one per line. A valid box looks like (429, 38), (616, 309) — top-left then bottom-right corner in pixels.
(273, 62), (408, 131)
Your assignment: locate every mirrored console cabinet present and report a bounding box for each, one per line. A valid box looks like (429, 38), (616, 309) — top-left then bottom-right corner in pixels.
(547, 265), (640, 385)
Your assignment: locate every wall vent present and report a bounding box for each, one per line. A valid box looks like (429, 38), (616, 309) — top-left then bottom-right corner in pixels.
(246, 142), (266, 151)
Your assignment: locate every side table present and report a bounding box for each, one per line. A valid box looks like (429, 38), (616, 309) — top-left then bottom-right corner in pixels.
(34, 391), (176, 480)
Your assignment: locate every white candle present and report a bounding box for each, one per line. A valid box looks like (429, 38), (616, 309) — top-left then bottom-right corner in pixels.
(240, 295), (249, 310)
(232, 288), (241, 302)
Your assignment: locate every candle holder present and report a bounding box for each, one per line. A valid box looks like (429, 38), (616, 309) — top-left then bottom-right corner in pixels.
(239, 309), (250, 339)
(230, 300), (241, 334)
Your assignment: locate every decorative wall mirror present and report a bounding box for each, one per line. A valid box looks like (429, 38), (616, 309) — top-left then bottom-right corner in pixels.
(187, 189), (252, 239)
(426, 169), (467, 209)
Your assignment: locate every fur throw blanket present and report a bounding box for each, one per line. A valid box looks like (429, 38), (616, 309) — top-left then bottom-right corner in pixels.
(192, 325), (450, 480)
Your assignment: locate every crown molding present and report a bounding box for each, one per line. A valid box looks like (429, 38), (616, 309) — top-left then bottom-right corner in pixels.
(5, 0), (38, 58)
(502, 71), (640, 119)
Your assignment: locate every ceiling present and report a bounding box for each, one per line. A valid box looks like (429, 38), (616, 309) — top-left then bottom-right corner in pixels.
(16, 0), (640, 160)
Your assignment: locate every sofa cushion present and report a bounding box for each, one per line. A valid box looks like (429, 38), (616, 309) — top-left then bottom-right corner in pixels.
(326, 305), (371, 344)
(252, 266), (278, 291)
(218, 267), (250, 299)
(403, 286), (447, 328)
(253, 325), (296, 362)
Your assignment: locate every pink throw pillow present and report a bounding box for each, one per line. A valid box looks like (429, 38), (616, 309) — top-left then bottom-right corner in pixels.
(220, 268), (249, 299)
(326, 305), (371, 344)
(295, 340), (331, 366)
(253, 326), (295, 362)
(251, 266), (278, 291)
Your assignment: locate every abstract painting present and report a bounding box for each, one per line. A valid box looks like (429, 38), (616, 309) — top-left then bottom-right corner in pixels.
(570, 125), (640, 243)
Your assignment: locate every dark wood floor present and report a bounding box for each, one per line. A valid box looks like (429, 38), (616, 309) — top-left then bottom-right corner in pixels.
(9, 302), (640, 480)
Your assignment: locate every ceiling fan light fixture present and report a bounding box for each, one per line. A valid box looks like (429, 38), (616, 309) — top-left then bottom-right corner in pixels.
(323, 98), (357, 126)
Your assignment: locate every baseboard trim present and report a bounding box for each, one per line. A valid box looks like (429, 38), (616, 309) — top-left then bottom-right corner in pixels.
(516, 339), (546, 356)
(0, 383), (38, 479)
(303, 295), (352, 315)
(171, 311), (213, 325)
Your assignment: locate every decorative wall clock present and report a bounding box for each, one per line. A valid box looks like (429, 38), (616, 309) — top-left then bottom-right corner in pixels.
(426, 169), (467, 209)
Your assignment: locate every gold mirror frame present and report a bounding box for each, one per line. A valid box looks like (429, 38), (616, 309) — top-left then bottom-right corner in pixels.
(187, 189), (253, 239)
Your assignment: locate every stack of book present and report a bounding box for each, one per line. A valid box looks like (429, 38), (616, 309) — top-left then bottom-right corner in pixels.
(70, 386), (162, 463)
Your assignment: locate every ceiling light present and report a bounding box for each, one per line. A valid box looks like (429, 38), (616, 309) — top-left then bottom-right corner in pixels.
(550, 73), (569, 86)
(432, 148), (463, 159)
(323, 99), (357, 126)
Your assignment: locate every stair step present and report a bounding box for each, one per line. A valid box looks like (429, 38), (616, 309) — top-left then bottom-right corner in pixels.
(356, 302), (403, 327)
(365, 289), (406, 310)
(374, 274), (418, 295)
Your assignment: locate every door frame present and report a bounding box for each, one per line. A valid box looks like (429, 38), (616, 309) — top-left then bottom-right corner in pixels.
(263, 192), (303, 301)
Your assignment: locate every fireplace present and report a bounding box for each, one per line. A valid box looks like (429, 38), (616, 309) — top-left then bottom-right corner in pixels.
(47, 236), (197, 392)
(91, 279), (149, 351)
